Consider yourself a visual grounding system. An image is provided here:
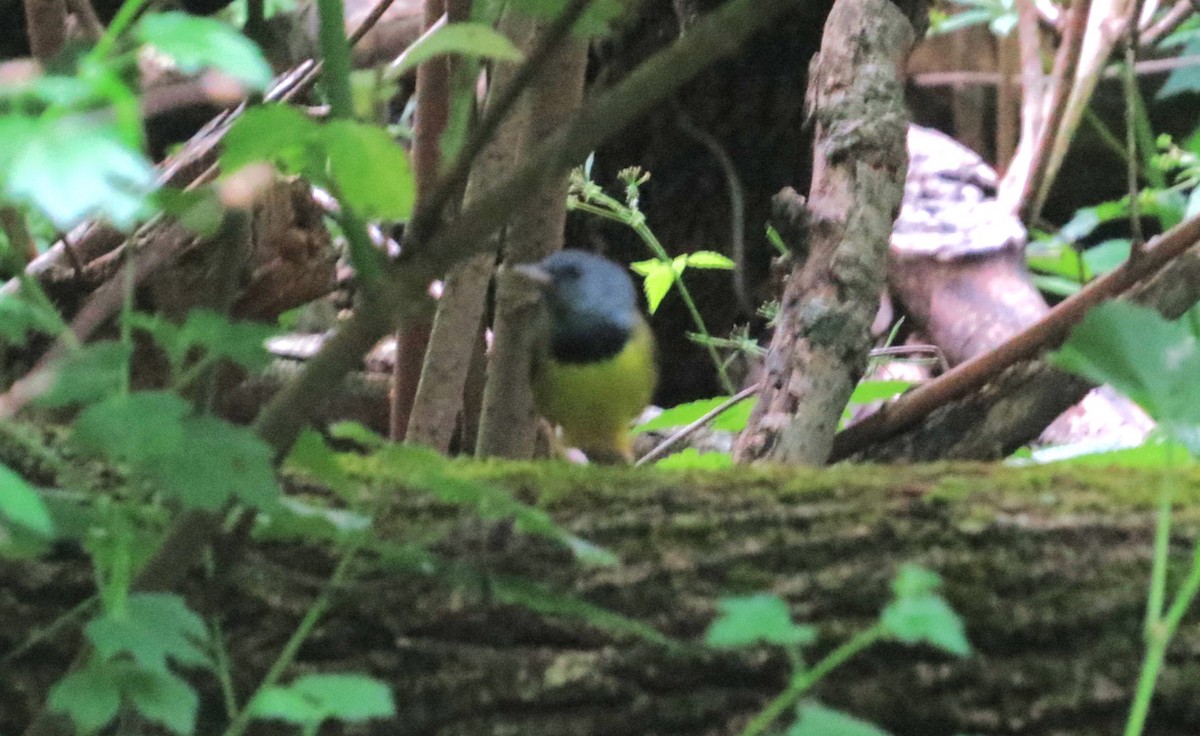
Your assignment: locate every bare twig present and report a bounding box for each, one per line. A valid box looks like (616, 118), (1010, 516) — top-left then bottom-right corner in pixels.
(1124, 0), (1149, 257)
(635, 383), (761, 467)
(65, 0), (103, 41)
(23, 0), (68, 59)
(1142, 0), (1193, 46)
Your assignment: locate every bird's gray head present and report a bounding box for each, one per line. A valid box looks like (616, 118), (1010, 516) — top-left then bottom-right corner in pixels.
(518, 250), (640, 362)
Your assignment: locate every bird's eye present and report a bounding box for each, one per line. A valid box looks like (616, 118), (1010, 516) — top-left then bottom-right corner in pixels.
(560, 264), (581, 280)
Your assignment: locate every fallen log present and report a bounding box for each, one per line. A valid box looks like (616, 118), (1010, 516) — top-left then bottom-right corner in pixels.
(1, 462), (1197, 735)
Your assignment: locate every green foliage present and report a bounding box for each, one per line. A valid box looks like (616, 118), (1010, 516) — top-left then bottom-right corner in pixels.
(0, 114), (154, 230)
(1051, 302), (1200, 429)
(0, 464), (54, 542)
(136, 13), (273, 91)
(655, 448), (734, 469)
(387, 22), (523, 80)
(252, 674), (395, 727)
(128, 309), (275, 386)
(630, 251), (735, 315)
(0, 291), (66, 346)
(72, 391), (279, 510)
(222, 104), (416, 221)
(635, 396), (755, 434)
(86, 592), (212, 672)
(927, 0), (1016, 37)
(789, 703), (890, 736)
(881, 564), (971, 656)
(51, 659), (199, 735)
(37, 342), (133, 407)
(706, 594), (817, 649)
(711, 565), (969, 736)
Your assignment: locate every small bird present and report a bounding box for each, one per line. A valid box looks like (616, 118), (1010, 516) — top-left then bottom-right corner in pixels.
(515, 250), (657, 464)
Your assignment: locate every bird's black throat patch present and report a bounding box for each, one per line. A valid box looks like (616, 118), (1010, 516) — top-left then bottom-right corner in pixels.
(549, 322), (631, 364)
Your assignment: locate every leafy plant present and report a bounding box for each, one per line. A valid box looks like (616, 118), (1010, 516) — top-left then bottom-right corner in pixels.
(1051, 301), (1200, 736)
(707, 564), (970, 736)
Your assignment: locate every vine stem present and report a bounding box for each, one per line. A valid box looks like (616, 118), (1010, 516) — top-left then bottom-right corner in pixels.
(738, 625), (886, 736)
(221, 545), (360, 736)
(568, 196), (736, 393)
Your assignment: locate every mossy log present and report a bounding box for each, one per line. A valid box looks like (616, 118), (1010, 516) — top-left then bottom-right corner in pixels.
(3, 463), (1200, 735)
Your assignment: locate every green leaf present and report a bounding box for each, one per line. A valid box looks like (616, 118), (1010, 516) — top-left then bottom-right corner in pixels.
(1158, 37), (1200, 100)
(636, 261), (675, 314)
(72, 392), (278, 509)
(49, 664), (121, 733)
(137, 12), (272, 90)
(121, 666), (199, 735)
(322, 121), (415, 221)
(706, 593), (817, 649)
(1080, 238), (1131, 277)
(0, 292), (63, 346)
(0, 464), (54, 537)
(387, 22), (523, 79)
(283, 429), (361, 502)
(154, 415), (278, 509)
(882, 565), (970, 656)
(655, 448), (733, 469)
(492, 576), (674, 648)
(684, 251), (735, 269)
(635, 396), (755, 433)
(85, 592), (212, 672)
(1050, 302), (1200, 425)
(221, 104), (321, 173)
(72, 392), (189, 464)
(847, 380), (912, 406)
(881, 594), (971, 656)
(253, 674), (394, 724)
(37, 342), (132, 407)
(131, 309), (275, 374)
(254, 497), (372, 543)
(4, 115), (153, 231)
(789, 702), (891, 736)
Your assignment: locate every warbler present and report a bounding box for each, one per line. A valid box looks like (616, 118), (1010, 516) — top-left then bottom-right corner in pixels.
(516, 250), (657, 464)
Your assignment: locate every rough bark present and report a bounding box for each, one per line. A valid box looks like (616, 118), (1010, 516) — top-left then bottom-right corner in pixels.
(22, 0), (66, 60)
(734, 0), (917, 465)
(3, 464), (1200, 735)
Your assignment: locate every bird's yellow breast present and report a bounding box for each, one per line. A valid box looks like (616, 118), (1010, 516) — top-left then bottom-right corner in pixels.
(532, 320), (656, 460)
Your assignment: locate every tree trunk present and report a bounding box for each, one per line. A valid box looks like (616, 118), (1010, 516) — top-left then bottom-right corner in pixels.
(734, 0), (918, 464)
(3, 464), (1199, 735)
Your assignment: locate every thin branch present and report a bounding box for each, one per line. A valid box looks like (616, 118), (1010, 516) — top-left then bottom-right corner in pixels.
(831, 212), (1200, 461)
(635, 383), (761, 467)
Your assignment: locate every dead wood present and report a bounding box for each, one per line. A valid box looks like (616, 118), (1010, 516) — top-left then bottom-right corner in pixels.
(2, 464), (1199, 735)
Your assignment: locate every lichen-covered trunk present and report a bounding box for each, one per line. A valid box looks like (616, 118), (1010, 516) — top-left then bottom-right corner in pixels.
(734, 0), (917, 464)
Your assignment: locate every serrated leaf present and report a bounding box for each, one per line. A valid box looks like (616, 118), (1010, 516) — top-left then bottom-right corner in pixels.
(86, 593), (211, 672)
(789, 702), (891, 736)
(322, 121), (415, 221)
(5, 115), (153, 231)
(640, 263), (675, 314)
(137, 12), (272, 90)
(0, 464), (54, 537)
(153, 415), (278, 509)
(121, 666), (199, 735)
(221, 104), (320, 173)
(388, 22), (523, 79)
(655, 448), (733, 469)
(706, 593), (816, 649)
(684, 251), (734, 269)
(37, 342), (132, 407)
(49, 665), (121, 733)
